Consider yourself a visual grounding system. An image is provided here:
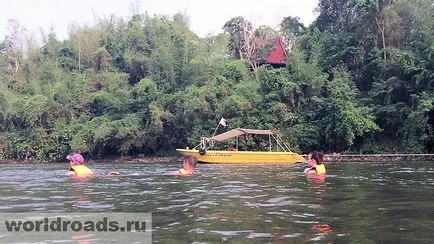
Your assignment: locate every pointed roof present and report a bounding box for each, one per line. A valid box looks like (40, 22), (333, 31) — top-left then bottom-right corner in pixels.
(266, 37), (287, 65)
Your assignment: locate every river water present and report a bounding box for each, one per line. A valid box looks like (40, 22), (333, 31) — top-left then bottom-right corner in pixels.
(0, 161), (433, 243)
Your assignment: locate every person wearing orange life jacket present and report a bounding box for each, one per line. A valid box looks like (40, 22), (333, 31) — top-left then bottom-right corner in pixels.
(66, 152), (95, 177)
(66, 152), (120, 177)
(167, 156), (197, 176)
(303, 151), (326, 174)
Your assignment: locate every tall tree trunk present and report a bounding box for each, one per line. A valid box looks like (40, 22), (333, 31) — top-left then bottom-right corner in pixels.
(375, 17), (387, 61)
(250, 59), (259, 81)
(14, 58), (19, 73)
(78, 36), (81, 72)
(253, 65), (259, 82)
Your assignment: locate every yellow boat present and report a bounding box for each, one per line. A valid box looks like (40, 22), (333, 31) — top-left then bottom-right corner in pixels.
(176, 128), (305, 164)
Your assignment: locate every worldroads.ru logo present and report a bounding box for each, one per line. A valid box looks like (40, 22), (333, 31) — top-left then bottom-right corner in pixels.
(0, 213), (152, 243)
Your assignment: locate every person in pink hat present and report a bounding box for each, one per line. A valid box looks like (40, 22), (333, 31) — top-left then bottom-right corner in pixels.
(66, 151), (95, 177)
(66, 151), (120, 177)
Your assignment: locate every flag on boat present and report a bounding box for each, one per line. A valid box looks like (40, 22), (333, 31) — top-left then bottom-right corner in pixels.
(219, 117), (228, 127)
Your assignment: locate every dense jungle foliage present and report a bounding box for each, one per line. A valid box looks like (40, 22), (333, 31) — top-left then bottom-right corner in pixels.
(0, 0), (433, 161)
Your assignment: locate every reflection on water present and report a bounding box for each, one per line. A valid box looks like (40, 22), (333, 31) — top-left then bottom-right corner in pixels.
(1, 161), (434, 243)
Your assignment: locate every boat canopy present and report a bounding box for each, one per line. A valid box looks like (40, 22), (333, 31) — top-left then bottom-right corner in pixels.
(207, 128), (277, 142)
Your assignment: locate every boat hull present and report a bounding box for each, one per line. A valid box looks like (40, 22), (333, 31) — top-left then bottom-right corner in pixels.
(176, 149), (305, 164)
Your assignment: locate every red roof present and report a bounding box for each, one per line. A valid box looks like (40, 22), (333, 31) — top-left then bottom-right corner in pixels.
(266, 37), (287, 64)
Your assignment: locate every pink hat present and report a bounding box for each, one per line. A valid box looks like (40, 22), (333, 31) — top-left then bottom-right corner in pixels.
(66, 154), (84, 164)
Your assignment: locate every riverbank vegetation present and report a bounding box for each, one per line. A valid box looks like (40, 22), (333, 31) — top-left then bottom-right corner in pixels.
(0, 0), (433, 161)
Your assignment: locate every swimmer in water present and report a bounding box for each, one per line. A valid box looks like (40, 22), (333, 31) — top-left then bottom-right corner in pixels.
(167, 156), (197, 176)
(303, 151), (326, 174)
(66, 151), (119, 177)
(66, 152), (95, 177)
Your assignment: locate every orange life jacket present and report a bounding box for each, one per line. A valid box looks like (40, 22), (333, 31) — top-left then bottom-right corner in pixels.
(70, 165), (94, 176)
(178, 168), (194, 175)
(315, 164), (326, 174)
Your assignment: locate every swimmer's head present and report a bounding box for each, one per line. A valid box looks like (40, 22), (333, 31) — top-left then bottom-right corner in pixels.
(182, 156), (197, 168)
(67, 153), (85, 165)
(309, 151), (324, 164)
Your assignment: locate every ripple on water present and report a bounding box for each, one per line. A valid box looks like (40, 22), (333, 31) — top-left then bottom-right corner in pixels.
(244, 198), (298, 208)
(244, 184), (259, 187)
(247, 232), (274, 239)
(119, 192), (140, 196)
(189, 228), (205, 234)
(9, 202), (61, 210)
(75, 203), (114, 210)
(157, 203), (190, 211)
(195, 216), (219, 221)
(170, 198), (197, 204)
(292, 213), (315, 218)
(275, 187), (303, 193)
(228, 195), (257, 199)
(185, 188), (207, 193)
(191, 201), (218, 208)
(210, 230), (254, 236)
(282, 233), (302, 238)
(0, 196), (49, 201)
(311, 234), (327, 241)
(391, 170), (415, 173)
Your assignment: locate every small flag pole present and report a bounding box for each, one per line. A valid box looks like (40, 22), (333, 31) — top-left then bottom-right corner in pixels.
(211, 123), (220, 137)
(212, 117), (226, 137)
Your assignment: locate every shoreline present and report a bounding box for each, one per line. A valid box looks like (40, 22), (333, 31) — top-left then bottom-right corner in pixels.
(0, 156), (180, 164)
(90, 156), (179, 164)
(323, 153), (434, 162)
(1, 154), (434, 164)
